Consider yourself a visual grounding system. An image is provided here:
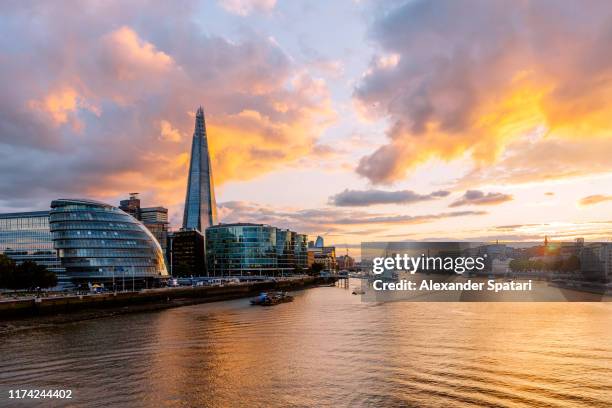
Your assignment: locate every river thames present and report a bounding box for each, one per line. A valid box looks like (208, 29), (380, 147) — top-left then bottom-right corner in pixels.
(1, 281), (611, 407)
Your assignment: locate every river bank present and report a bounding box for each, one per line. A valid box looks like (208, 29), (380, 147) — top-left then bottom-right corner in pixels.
(0, 276), (334, 334)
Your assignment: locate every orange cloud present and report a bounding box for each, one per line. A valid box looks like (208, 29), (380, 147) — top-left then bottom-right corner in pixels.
(1, 4), (335, 214)
(355, 1), (612, 186)
(102, 26), (173, 81)
(159, 120), (182, 142)
(579, 195), (612, 206)
(28, 88), (78, 125)
(27, 87), (101, 130)
(207, 74), (335, 184)
(458, 137), (612, 187)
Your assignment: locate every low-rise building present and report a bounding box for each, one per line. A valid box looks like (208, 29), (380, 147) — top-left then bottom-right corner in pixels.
(0, 210), (68, 288)
(337, 254), (355, 270)
(581, 243), (612, 282)
(168, 229), (206, 277)
(308, 246), (337, 272)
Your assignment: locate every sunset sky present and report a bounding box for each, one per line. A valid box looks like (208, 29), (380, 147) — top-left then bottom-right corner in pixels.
(2, 0), (612, 256)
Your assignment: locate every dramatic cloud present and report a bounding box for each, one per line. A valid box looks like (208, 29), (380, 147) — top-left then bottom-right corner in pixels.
(457, 137), (612, 187)
(218, 0), (276, 16)
(579, 195), (612, 206)
(0, 1), (333, 211)
(450, 190), (513, 207)
(159, 120), (183, 142)
(355, 0), (612, 184)
(218, 201), (486, 234)
(329, 188), (449, 206)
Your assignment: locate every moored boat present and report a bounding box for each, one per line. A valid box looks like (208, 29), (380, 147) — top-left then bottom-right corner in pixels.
(250, 291), (294, 306)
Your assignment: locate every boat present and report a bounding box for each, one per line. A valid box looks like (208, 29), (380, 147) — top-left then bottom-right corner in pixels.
(250, 292), (269, 305)
(352, 287), (365, 295)
(250, 292), (294, 306)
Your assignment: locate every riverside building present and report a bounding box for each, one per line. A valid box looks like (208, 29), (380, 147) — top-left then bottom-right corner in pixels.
(49, 198), (169, 288)
(172, 106), (218, 276)
(119, 193), (169, 259)
(0, 210), (69, 287)
(168, 229), (206, 277)
(205, 223), (308, 276)
(307, 246), (338, 272)
(183, 106), (217, 232)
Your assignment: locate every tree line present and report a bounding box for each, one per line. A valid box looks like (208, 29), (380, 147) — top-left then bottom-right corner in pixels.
(509, 255), (580, 273)
(0, 254), (58, 290)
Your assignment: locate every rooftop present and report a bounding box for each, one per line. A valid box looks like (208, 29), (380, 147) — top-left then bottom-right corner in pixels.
(51, 198), (114, 209)
(0, 210), (50, 219)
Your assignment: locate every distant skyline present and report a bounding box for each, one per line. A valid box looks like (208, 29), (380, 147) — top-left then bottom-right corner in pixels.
(2, 0), (612, 254)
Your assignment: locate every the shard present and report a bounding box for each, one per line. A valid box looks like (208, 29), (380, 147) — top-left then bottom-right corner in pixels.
(182, 106), (217, 231)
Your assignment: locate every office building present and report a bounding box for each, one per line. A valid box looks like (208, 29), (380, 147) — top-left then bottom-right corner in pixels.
(581, 243), (612, 282)
(118, 193), (141, 218)
(0, 210), (68, 287)
(314, 236), (324, 248)
(206, 223), (307, 276)
(140, 207), (169, 257)
(308, 246), (337, 272)
(183, 106), (217, 232)
(49, 198), (168, 288)
(119, 193), (169, 257)
(294, 233), (308, 270)
(276, 228), (294, 271)
(337, 254), (355, 270)
(168, 229), (206, 277)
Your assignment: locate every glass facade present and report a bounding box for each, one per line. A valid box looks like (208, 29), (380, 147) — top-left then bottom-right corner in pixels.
(0, 210), (68, 286)
(49, 199), (168, 285)
(183, 106), (217, 232)
(294, 233), (308, 269)
(206, 223), (308, 276)
(119, 194), (169, 260)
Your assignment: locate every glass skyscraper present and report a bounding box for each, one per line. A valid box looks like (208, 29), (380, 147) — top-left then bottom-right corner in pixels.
(49, 198), (168, 287)
(183, 106), (217, 232)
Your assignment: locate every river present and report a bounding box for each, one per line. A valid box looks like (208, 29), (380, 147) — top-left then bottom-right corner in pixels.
(1, 281), (611, 407)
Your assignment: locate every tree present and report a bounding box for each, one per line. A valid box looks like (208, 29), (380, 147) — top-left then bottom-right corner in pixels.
(0, 259), (57, 290)
(509, 258), (530, 272)
(561, 255), (580, 272)
(0, 254), (17, 289)
(34, 264), (58, 288)
(308, 263), (324, 276)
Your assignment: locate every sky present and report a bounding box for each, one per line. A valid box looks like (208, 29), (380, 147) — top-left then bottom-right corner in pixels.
(2, 0), (612, 257)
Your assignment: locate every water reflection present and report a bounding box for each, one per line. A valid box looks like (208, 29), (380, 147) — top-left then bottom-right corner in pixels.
(1, 282), (611, 407)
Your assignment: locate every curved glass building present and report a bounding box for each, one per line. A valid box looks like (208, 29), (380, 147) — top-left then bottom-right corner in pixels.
(49, 199), (168, 287)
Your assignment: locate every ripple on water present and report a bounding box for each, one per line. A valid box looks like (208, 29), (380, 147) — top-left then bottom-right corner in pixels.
(0, 285), (611, 407)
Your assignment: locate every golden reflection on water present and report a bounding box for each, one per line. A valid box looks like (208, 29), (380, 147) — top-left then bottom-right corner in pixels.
(1, 282), (611, 407)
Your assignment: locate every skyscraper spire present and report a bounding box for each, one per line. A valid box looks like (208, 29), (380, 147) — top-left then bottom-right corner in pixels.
(182, 106), (217, 231)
